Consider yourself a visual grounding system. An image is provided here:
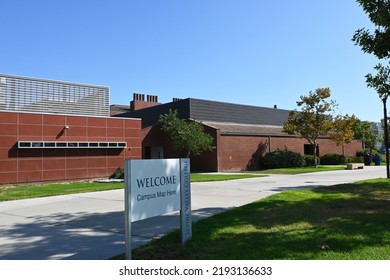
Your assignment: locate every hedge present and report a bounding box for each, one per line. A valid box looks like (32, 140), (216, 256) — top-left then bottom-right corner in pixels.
(263, 149), (306, 169)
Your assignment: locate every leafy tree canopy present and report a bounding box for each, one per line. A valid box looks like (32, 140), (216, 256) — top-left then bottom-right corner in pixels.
(283, 88), (336, 166)
(283, 88), (335, 144)
(366, 62), (390, 100)
(158, 109), (213, 157)
(353, 118), (382, 151)
(328, 114), (357, 156)
(352, 0), (390, 59)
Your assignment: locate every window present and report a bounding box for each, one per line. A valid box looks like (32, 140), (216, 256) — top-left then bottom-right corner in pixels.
(19, 142), (31, 148)
(304, 144), (319, 156)
(44, 142), (55, 147)
(145, 146), (151, 159)
(32, 142), (43, 147)
(18, 141), (127, 149)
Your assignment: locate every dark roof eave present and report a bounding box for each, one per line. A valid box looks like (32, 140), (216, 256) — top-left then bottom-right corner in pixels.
(219, 132), (290, 137)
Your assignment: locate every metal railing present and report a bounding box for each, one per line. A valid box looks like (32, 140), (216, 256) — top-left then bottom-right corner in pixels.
(0, 74), (109, 117)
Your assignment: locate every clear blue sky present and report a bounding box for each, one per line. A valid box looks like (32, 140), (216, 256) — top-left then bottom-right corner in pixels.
(0, 0), (384, 122)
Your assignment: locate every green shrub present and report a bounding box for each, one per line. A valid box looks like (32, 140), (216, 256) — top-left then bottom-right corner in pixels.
(347, 156), (364, 163)
(356, 148), (379, 157)
(110, 167), (124, 179)
(304, 155), (320, 166)
(263, 149), (306, 169)
(320, 154), (347, 165)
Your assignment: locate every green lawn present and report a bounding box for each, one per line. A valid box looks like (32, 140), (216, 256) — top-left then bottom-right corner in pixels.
(190, 173), (264, 182)
(0, 181), (124, 202)
(254, 165), (346, 174)
(128, 178), (390, 260)
(0, 173), (262, 201)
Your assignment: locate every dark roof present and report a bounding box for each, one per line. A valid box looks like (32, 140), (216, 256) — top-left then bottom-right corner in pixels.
(189, 98), (290, 126)
(110, 104), (131, 115)
(202, 121), (288, 136)
(116, 99), (191, 128)
(119, 98), (291, 128)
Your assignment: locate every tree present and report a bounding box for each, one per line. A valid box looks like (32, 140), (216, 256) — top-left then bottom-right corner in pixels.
(158, 109), (213, 157)
(353, 118), (382, 160)
(283, 88), (336, 167)
(365, 63), (390, 172)
(381, 116), (390, 143)
(328, 114), (357, 156)
(352, 0), (390, 178)
(352, 0), (390, 59)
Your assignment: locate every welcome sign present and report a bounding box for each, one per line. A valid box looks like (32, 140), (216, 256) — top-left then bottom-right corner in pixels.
(124, 158), (191, 260)
(128, 159), (181, 221)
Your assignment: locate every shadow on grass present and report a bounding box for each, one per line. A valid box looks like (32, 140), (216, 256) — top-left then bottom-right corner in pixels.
(134, 180), (390, 260)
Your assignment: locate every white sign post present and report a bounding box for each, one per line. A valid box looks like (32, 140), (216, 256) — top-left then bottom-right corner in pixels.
(124, 158), (191, 260)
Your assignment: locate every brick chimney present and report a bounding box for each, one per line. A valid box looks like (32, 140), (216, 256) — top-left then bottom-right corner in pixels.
(130, 93), (160, 111)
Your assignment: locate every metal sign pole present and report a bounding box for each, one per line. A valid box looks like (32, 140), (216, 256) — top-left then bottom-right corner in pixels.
(180, 158), (192, 244)
(124, 160), (132, 260)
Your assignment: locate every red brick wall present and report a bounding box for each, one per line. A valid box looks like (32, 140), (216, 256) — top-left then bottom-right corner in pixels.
(130, 100), (160, 111)
(138, 125), (362, 172)
(0, 111), (142, 184)
(218, 134), (362, 171)
(141, 125), (219, 171)
(219, 135), (271, 171)
(190, 125), (219, 172)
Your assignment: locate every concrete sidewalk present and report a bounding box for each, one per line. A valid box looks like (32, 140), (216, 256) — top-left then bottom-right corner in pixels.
(0, 166), (386, 260)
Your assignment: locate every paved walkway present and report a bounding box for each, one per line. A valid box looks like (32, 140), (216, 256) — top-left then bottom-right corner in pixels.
(0, 166), (386, 260)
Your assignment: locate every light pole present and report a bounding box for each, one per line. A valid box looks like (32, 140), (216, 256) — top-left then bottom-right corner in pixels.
(383, 96), (390, 178)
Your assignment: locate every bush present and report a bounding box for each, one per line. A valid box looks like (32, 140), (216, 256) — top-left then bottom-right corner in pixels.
(320, 154), (347, 165)
(110, 167), (124, 179)
(356, 148), (379, 157)
(347, 156), (364, 163)
(263, 149), (306, 169)
(304, 155), (320, 166)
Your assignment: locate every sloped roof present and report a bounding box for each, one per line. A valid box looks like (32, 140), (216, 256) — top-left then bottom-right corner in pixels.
(110, 104), (131, 115)
(189, 98), (290, 126)
(202, 121), (288, 136)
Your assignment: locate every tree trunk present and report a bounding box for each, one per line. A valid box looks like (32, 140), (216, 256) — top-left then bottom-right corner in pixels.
(313, 141), (318, 168)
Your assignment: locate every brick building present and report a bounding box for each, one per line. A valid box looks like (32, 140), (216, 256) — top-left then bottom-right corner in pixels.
(115, 95), (362, 172)
(0, 74), (141, 184)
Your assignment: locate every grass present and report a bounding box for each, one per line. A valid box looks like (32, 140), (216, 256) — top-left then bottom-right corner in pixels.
(0, 173), (262, 202)
(254, 165), (346, 174)
(0, 181), (124, 202)
(127, 178), (390, 260)
(190, 173), (264, 182)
